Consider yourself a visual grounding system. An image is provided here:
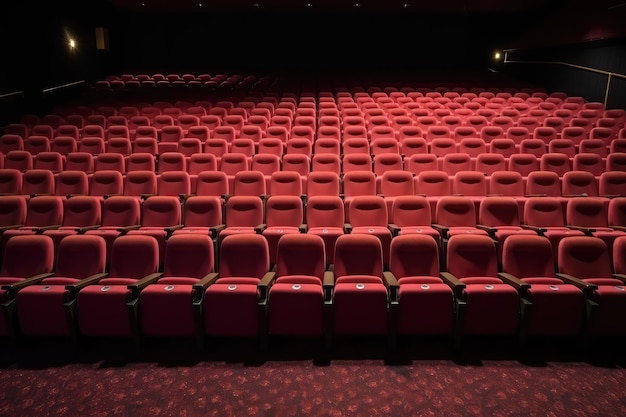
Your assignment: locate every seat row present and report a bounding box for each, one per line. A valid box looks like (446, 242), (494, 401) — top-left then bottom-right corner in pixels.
(2, 165), (626, 205)
(2, 231), (626, 351)
(7, 110), (624, 146)
(1, 191), (625, 271)
(3, 146), (626, 183)
(5, 130), (626, 161)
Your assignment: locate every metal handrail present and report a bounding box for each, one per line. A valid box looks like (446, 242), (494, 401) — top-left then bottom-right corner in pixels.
(42, 80), (85, 94)
(502, 55), (626, 106)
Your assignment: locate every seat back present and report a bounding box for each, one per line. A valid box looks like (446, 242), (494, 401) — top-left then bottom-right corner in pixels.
(232, 170), (266, 197)
(307, 172), (340, 197)
(0, 195), (27, 227)
(89, 170), (123, 197)
(163, 233), (215, 278)
(219, 234), (269, 279)
(157, 171), (191, 196)
(264, 195), (303, 228)
(526, 171), (561, 197)
(62, 195), (101, 227)
(224, 196), (264, 228)
(109, 235), (159, 279)
(275, 234), (325, 280)
(446, 234), (498, 278)
(21, 169), (55, 196)
(524, 197), (566, 228)
(0, 235), (54, 278)
(452, 171), (487, 197)
(140, 196), (181, 227)
(562, 171), (599, 197)
(55, 234), (106, 279)
(182, 196), (222, 228)
(348, 195), (388, 227)
(342, 170), (376, 196)
(502, 234), (555, 278)
(566, 197), (608, 228)
(479, 196), (521, 227)
(391, 195), (432, 227)
(389, 233), (440, 278)
(489, 171), (524, 196)
(24, 195), (63, 227)
(416, 170), (451, 196)
(333, 234), (383, 280)
(100, 195), (141, 227)
(305, 196), (345, 228)
(557, 236), (612, 278)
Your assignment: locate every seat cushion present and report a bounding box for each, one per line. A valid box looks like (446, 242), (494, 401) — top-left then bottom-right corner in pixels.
(268, 282), (324, 336)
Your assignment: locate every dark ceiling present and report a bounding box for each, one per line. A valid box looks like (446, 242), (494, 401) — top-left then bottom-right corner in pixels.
(106, 0), (555, 12)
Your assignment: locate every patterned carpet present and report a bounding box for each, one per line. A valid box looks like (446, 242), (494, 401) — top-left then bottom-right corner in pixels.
(1, 336), (625, 417)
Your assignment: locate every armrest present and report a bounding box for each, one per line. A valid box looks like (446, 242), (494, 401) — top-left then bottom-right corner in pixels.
(258, 271), (276, 302)
(192, 272), (220, 294)
(209, 224), (226, 237)
(140, 193), (156, 200)
(117, 224), (142, 233)
(0, 224), (24, 233)
(127, 272), (164, 298)
(498, 272), (530, 294)
(165, 224), (185, 236)
(440, 271), (465, 298)
(299, 223), (308, 233)
(556, 273), (598, 296)
(65, 272), (109, 298)
(565, 225), (595, 234)
(388, 223), (400, 236)
(612, 273), (626, 284)
(1, 272), (55, 296)
(35, 224), (62, 233)
(383, 271), (399, 302)
(600, 194), (621, 199)
(486, 193), (504, 197)
(611, 225), (626, 232)
(77, 225), (101, 233)
(525, 193), (548, 197)
(323, 270), (334, 301)
(520, 224), (546, 234)
(192, 272), (220, 301)
(344, 223), (352, 234)
(431, 223), (449, 238)
(254, 223), (267, 234)
(475, 224), (496, 238)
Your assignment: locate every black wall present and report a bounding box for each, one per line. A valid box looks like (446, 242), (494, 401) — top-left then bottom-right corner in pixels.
(0, 1), (113, 123)
(498, 1), (626, 109)
(108, 10), (529, 75)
